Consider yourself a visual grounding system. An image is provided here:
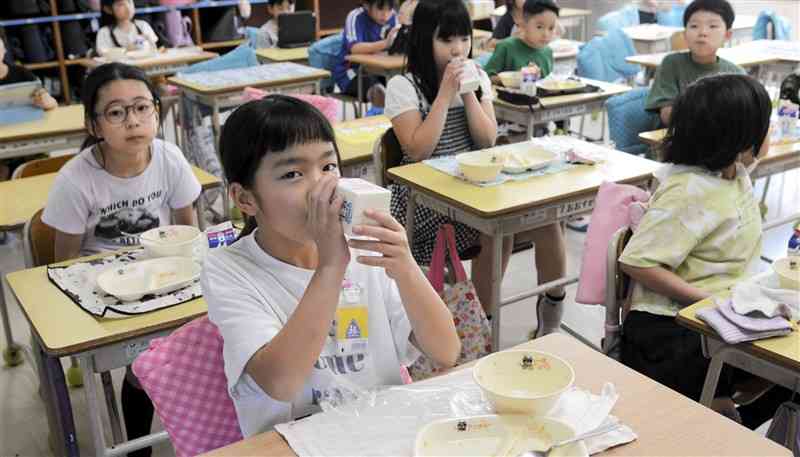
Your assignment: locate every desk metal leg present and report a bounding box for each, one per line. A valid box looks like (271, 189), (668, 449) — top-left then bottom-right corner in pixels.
(101, 371), (124, 444)
(699, 346), (730, 407)
(80, 354), (110, 457)
(211, 98), (221, 154)
(489, 234), (503, 351)
(581, 18), (588, 42)
(358, 65), (365, 118)
(1, 273), (22, 366)
(526, 117), (535, 140)
(34, 337), (80, 457)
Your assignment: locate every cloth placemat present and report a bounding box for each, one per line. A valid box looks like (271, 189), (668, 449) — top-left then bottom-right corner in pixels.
(47, 248), (202, 319)
(176, 62), (321, 89)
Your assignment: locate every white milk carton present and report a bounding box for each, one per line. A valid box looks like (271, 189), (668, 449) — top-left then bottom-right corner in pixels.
(460, 59), (481, 94)
(336, 178), (392, 236)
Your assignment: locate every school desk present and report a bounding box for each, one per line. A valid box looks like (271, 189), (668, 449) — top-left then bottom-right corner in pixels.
(200, 333), (791, 457)
(677, 294), (800, 412)
(255, 46), (309, 64)
(168, 63), (330, 149)
(0, 105), (85, 162)
(0, 167), (222, 374)
(493, 78), (632, 139)
(622, 15), (757, 55)
(492, 6), (592, 42)
(80, 47), (219, 78)
(388, 144), (661, 350)
(334, 115), (391, 179)
(5, 252), (209, 457)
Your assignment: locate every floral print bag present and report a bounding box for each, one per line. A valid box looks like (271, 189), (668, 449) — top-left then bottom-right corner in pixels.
(407, 224), (492, 381)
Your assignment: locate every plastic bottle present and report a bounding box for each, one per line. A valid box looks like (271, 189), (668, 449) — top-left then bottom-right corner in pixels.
(788, 222), (800, 258)
(520, 67), (537, 97)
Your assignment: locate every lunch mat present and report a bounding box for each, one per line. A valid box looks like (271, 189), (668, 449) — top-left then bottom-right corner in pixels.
(47, 248), (202, 319)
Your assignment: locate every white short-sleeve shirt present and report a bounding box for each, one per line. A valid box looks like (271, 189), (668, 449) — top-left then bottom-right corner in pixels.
(96, 20), (159, 57)
(384, 69), (494, 119)
(202, 231), (420, 437)
(41, 139), (201, 256)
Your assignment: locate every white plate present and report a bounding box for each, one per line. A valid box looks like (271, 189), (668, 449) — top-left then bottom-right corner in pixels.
(415, 415), (588, 457)
(96, 257), (201, 302)
(536, 79), (586, 92)
(499, 142), (558, 174)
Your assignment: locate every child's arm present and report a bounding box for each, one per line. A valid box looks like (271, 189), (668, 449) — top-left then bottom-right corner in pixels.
(171, 205), (196, 227)
(390, 60), (463, 161)
(32, 88), (57, 110)
(53, 230), (84, 262)
(461, 74), (497, 149)
(348, 210), (460, 368)
(659, 106), (672, 126)
(621, 264), (710, 306)
(243, 175), (351, 401)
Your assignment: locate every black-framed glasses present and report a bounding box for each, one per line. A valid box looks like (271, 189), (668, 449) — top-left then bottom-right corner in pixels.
(96, 99), (156, 125)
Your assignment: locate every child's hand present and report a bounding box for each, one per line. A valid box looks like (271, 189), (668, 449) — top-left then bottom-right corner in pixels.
(527, 63), (541, 78)
(31, 88), (56, 110)
(347, 210), (417, 281)
(307, 175), (350, 271)
(440, 59), (465, 99)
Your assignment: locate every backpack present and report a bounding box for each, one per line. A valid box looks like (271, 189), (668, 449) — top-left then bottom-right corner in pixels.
(200, 7), (242, 43)
(60, 21), (90, 58)
(13, 25), (55, 63)
(308, 33), (343, 93)
(163, 10), (194, 47)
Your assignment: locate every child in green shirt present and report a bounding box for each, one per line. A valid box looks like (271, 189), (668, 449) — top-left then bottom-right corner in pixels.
(483, 0), (559, 84)
(645, 0), (745, 125)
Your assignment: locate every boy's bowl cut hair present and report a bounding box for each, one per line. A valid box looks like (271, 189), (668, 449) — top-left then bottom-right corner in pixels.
(522, 0), (560, 18)
(662, 74), (771, 171)
(364, 0), (396, 9)
(683, 0), (735, 29)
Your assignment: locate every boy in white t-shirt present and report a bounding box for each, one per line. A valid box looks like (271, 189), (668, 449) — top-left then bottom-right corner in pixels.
(204, 95), (460, 436)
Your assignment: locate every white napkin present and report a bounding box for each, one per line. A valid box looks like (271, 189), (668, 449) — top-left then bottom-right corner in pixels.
(275, 369), (636, 456)
(731, 272), (799, 321)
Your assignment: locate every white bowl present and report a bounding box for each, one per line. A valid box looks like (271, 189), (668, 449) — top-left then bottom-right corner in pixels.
(457, 150), (505, 183)
(96, 256), (201, 302)
(140, 225), (203, 259)
(415, 415), (587, 457)
(473, 350), (574, 416)
(498, 71), (521, 88)
(104, 47), (126, 61)
(773, 257), (800, 291)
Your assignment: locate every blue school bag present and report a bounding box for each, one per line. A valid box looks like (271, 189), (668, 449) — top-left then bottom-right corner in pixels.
(596, 5), (639, 33)
(606, 88), (660, 157)
(577, 29), (641, 84)
(754, 10), (793, 41)
(308, 33), (343, 94)
(657, 5), (686, 27)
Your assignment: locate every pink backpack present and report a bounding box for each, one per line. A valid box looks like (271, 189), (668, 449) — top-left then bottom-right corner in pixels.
(132, 316), (242, 457)
(164, 10), (194, 48)
(575, 181), (650, 305)
(242, 87), (341, 123)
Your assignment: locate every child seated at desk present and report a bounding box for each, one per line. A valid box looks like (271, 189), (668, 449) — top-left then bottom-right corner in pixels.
(333, 0), (398, 108)
(645, 0), (745, 125)
(0, 36), (58, 180)
(483, 0), (560, 84)
(42, 63), (201, 457)
(256, 0), (296, 49)
(487, 0), (523, 50)
(96, 0), (160, 58)
(203, 95), (459, 436)
(621, 73), (787, 429)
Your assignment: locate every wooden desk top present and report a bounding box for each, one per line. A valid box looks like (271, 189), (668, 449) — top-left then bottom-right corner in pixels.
(202, 333), (790, 457)
(494, 78), (631, 112)
(677, 296), (800, 372)
(492, 6), (591, 19)
(255, 47), (309, 62)
(6, 255), (207, 356)
(334, 115), (391, 166)
(623, 24), (682, 42)
(167, 65), (330, 95)
(346, 53), (405, 72)
(627, 46), (783, 69)
(0, 166), (221, 232)
(81, 48), (218, 71)
(0, 105), (85, 143)
(387, 147), (660, 218)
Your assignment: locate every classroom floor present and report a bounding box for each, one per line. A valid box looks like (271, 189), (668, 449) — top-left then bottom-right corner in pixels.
(1, 116), (797, 456)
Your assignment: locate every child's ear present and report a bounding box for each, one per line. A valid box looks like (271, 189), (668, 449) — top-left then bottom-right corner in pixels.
(724, 29), (733, 42)
(86, 118), (100, 139)
(230, 183), (260, 217)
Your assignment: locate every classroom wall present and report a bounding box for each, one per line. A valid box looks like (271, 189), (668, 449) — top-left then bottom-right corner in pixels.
(564, 0), (800, 40)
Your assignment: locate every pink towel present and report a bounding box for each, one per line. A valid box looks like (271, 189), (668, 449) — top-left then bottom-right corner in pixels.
(696, 299), (792, 344)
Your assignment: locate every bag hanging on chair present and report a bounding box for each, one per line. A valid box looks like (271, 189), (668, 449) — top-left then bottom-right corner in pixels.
(767, 384), (800, 457)
(163, 10), (194, 47)
(407, 224), (492, 381)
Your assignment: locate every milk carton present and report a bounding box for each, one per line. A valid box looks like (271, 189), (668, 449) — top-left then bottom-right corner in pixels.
(460, 59), (481, 94)
(336, 178), (392, 236)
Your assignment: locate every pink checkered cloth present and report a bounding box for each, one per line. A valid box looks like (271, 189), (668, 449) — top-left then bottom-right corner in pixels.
(695, 299), (793, 344)
(132, 316), (243, 457)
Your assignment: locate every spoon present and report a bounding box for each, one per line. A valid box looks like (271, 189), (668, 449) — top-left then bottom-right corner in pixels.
(517, 421), (622, 457)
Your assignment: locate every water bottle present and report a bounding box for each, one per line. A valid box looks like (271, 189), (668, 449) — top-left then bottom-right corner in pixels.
(788, 222), (800, 258)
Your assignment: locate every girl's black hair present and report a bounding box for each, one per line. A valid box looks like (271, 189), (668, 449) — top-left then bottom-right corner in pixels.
(266, 0), (295, 5)
(406, 0), (480, 105)
(80, 62), (163, 150)
(662, 73), (771, 171)
(219, 95), (341, 238)
(364, 0), (397, 8)
(100, 0), (128, 28)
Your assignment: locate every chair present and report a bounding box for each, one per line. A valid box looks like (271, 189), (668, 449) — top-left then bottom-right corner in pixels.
(596, 5), (639, 34)
(670, 31), (687, 51)
(754, 10), (793, 41)
(373, 127), (404, 188)
(11, 154), (75, 179)
(605, 87), (661, 157)
(602, 227), (633, 361)
(132, 316), (243, 457)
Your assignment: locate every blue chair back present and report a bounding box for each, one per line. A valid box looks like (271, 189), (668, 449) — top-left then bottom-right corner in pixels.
(577, 29), (641, 83)
(606, 88), (660, 156)
(657, 5), (686, 27)
(754, 10), (793, 40)
(597, 5), (639, 33)
(309, 33), (344, 93)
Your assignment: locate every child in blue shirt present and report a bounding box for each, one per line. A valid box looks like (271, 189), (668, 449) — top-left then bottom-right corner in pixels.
(333, 0), (397, 108)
